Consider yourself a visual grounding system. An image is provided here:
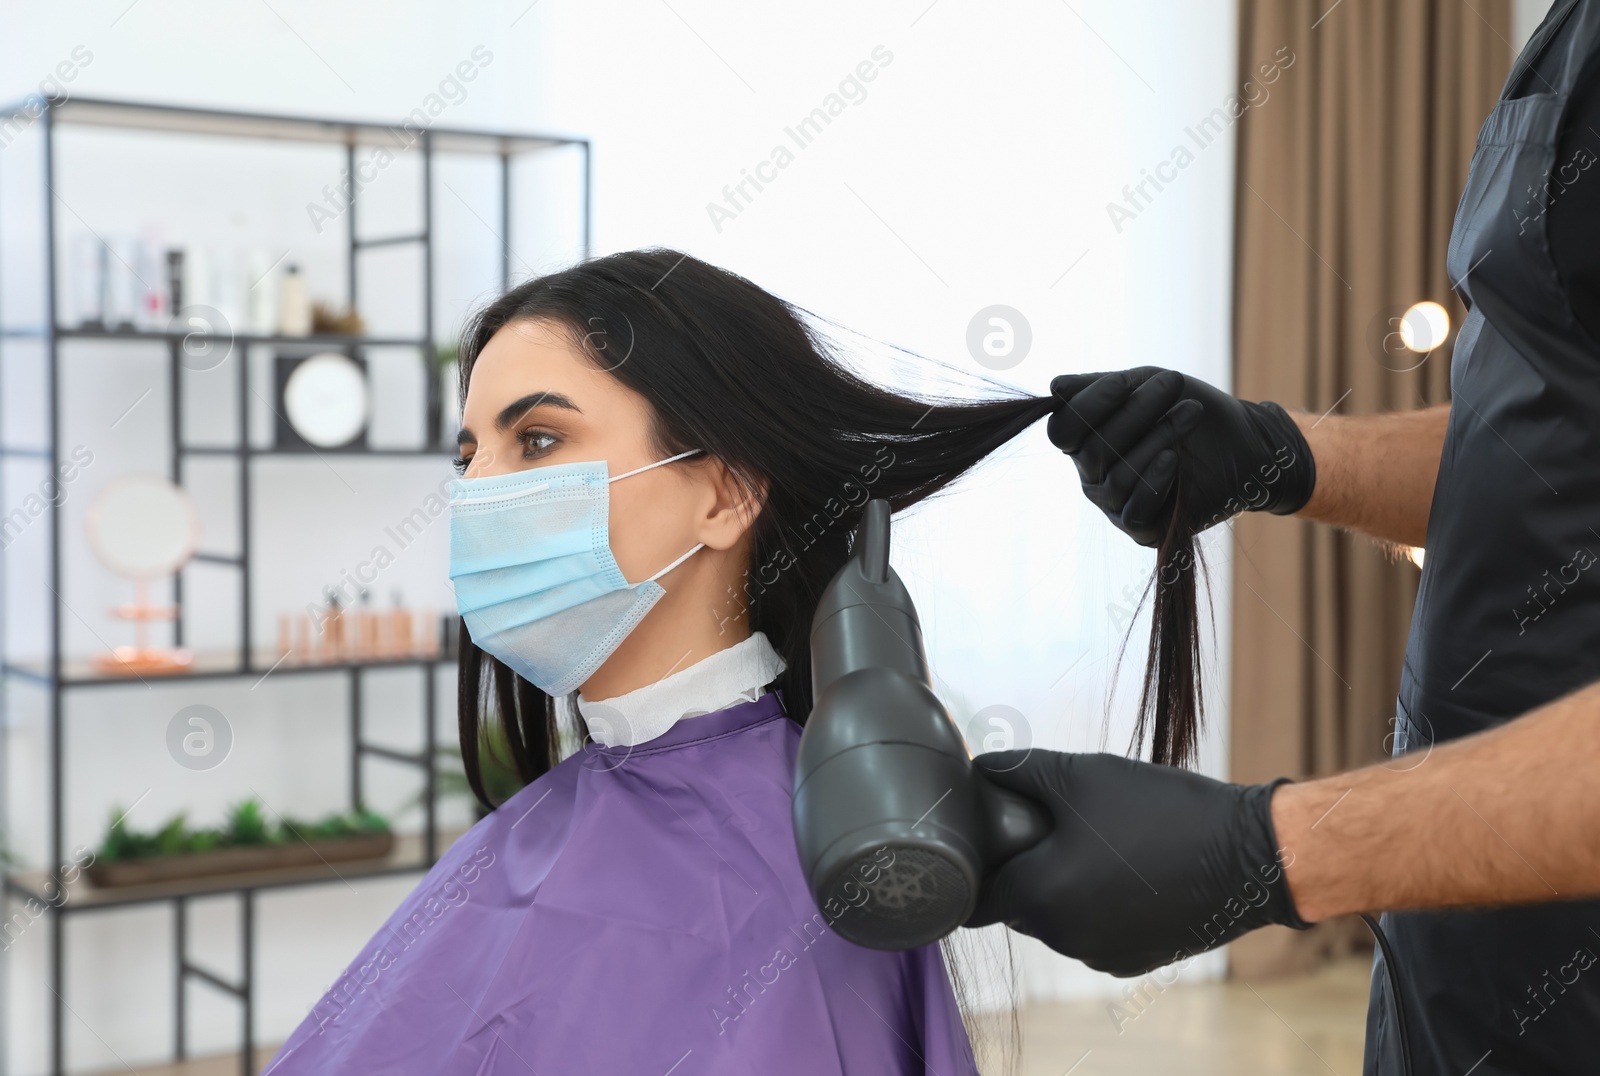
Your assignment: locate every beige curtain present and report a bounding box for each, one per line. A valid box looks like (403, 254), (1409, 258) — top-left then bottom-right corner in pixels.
(1228, 0), (1514, 977)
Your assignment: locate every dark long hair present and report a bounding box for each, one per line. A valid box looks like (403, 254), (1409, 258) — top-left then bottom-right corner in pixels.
(453, 248), (1056, 805)
(1125, 497), (1208, 768)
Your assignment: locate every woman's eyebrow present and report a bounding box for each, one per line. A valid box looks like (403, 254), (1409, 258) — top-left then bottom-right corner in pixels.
(457, 391), (584, 445)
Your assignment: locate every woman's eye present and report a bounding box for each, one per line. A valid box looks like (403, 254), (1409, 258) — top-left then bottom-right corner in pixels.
(452, 431), (555, 475)
(519, 430), (558, 459)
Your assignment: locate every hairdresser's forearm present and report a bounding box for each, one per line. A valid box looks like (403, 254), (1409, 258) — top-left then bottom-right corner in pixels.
(1286, 404), (1449, 548)
(1271, 678), (1600, 923)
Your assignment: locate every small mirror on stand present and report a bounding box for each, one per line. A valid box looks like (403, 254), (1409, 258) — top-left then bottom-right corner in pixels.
(86, 474), (202, 674)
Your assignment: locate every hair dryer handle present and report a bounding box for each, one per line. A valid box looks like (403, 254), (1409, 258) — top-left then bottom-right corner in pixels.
(976, 771), (1052, 868)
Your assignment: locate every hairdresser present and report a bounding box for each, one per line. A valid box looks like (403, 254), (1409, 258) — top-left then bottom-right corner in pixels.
(967, 3), (1600, 1073)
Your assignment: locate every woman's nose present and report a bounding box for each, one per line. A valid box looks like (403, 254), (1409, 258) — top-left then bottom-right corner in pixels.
(465, 446), (516, 479)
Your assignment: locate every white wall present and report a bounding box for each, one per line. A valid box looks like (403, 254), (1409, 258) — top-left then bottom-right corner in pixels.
(1515, 0), (1557, 52)
(1, 2), (1241, 1071)
(524, 0), (1242, 1011)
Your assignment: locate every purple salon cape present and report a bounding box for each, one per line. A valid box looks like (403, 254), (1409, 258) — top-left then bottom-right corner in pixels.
(263, 691), (978, 1075)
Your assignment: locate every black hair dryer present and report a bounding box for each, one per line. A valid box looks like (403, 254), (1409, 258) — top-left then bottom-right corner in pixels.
(792, 499), (1051, 951)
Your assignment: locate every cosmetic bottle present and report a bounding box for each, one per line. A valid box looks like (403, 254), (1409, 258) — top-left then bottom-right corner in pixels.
(246, 248), (277, 334)
(391, 592), (414, 656)
(70, 234), (105, 328)
(182, 244), (212, 316)
(166, 249), (185, 317)
(106, 237), (140, 329)
(356, 591), (376, 659)
(136, 237), (167, 330)
(210, 247), (244, 331)
(278, 264), (311, 336)
(322, 594), (344, 661)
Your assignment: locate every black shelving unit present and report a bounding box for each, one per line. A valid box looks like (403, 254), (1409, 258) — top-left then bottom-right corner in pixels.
(0, 96), (590, 1076)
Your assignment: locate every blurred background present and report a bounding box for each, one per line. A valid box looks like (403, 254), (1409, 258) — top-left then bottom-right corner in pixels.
(0, 1), (1552, 1073)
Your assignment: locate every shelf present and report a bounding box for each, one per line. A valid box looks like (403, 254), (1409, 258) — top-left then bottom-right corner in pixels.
(3, 826), (472, 911)
(32, 96), (584, 156)
(1, 91), (586, 1075)
(4, 650), (454, 689)
(352, 233), (426, 249)
(56, 326), (430, 349)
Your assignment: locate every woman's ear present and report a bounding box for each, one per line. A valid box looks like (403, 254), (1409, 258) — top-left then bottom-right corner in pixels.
(696, 458), (767, 552)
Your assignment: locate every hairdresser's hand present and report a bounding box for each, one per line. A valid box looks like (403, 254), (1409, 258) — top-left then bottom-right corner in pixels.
(964, 750), (1308, 976)
(1047, 368), (1315, 547)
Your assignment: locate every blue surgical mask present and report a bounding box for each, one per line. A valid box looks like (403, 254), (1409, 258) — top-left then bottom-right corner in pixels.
(448, 448), (705, 695)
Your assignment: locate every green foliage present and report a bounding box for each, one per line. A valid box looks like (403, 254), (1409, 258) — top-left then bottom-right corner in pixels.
(96, 799), (391, 863)
(277, 806), (390, 843)
(400, 705), (531, 817)
(415, 718), (527, 814)
(225, 799), (269, 845)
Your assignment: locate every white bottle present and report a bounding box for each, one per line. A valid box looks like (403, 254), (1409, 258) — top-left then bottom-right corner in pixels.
(134, 236), (168, 330)
(69, 233), (105, 328)
(210, 247), (244, 333)
(183, 245), (211, 313)
(277, 264), (310, 337)
(105, 237), (140, 330)
(245, 248), (277, 335)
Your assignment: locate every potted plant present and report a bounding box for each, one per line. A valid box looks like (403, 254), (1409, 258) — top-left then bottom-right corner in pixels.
(86, 797), (393, 888)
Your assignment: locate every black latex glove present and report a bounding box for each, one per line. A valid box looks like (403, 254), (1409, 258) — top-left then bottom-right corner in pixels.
(1046, 367), (1316, 547)
(964, 750), (1309, 976)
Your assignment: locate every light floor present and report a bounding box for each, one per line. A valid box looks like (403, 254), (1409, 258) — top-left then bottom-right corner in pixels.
(99, 956), (1372, 1076)
(987, 955), (1371, 1076)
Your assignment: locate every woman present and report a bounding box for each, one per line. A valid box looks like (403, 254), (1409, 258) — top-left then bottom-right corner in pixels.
(264, 249), (1056, 1075)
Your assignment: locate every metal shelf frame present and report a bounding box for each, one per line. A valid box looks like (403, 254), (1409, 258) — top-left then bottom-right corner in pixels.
(0, 94), (591, 1076)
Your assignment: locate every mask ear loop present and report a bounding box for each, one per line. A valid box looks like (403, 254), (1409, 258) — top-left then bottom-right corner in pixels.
(612, 448), (709, 585)
(609, 448), (705, 482)
(644, 541), (705, 584)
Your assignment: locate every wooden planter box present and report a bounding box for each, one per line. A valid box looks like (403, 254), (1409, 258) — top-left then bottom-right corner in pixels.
(85, 831), (395, 888)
